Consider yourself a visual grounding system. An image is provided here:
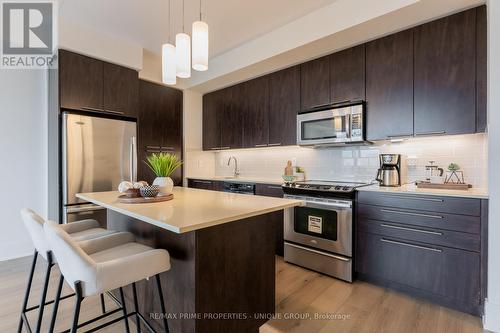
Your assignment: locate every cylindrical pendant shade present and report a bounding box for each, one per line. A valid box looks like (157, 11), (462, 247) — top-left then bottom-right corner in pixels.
(162, 43), (176, 85)
(175, 33), (191, 78)
(192, 21), (209, 71)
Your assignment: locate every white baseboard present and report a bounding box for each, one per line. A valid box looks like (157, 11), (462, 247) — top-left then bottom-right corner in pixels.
(484, 299), (500, 332)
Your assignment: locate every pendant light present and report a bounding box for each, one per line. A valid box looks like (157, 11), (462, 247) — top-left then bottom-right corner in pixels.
(162, 0), (176, 85)
(192, 0), (208, 71)
(176, 0), (191, 78)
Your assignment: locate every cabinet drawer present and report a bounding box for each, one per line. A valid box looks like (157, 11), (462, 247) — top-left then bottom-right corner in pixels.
(356, 231), (480, 305)
(255, 184), (284, 198)
(358, 219), (480, 252)
(357, 191), (481, 216)
(358, 204), (479, 234)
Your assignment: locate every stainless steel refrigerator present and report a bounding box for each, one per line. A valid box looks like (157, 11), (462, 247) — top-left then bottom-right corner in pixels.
(62, 112), (137, 224)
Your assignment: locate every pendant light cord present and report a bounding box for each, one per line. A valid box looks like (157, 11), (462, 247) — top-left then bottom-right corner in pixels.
(199, 0), (202, 21)
(168, 0), (171, 43)
(182, 0), (185, 32)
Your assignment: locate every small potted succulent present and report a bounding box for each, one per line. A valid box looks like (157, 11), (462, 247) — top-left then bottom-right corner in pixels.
(144, 153), (183, 195)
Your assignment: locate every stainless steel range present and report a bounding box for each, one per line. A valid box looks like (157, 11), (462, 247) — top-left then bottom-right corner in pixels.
(282, 180), (370, 282)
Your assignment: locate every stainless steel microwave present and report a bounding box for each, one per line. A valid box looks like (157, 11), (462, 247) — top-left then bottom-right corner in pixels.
(297, 103), (365, 146)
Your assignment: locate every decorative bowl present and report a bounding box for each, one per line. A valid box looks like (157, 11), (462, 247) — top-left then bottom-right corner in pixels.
(139, 185), (160, 198)
(124, 188), (141, 198)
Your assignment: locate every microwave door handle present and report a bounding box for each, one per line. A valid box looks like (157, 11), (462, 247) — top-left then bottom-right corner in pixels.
(346, 114), (351, 139)
(129, 137), (137, 182)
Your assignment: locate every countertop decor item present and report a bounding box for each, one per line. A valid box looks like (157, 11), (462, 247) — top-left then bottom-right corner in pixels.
(445, 162), (465, 184)
(282, 175), (296, 183)
(145, 152), (183, 195)
(139, 185), (160, 198)
(416, 181), (471, 191)
(118, 192), (174, 204)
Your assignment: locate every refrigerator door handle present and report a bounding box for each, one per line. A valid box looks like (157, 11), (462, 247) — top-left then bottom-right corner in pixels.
(130, 136), (137, 182)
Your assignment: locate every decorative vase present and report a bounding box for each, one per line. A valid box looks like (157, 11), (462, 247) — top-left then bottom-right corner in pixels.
(153, 177), (174, 195)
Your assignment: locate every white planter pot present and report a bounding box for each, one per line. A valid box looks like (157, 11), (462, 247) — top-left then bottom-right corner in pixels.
(153, 177), (174, 195)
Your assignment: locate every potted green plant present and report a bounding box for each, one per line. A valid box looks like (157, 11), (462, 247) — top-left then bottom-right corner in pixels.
(144, 153), (183, 195)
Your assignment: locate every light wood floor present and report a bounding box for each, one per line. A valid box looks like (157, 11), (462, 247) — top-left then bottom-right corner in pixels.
(0, 255), (486, 333)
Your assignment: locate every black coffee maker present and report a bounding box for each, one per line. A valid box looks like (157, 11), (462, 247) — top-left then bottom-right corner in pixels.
(376, 154), (402, 187)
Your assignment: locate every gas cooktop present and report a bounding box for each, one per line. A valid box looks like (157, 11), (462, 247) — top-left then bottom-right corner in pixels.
(282, 180), (372, 193)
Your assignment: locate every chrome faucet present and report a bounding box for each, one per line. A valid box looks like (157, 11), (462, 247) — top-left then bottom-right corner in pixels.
(227, 156), (240, 178)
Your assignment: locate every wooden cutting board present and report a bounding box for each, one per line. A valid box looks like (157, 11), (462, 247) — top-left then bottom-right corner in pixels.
(117, 193), (174, 204)
(416, 182), (471, 191)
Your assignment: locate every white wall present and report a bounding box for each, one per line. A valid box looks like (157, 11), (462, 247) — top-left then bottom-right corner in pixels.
(0, 70), (48, 261)
(485, 0), (500, 331)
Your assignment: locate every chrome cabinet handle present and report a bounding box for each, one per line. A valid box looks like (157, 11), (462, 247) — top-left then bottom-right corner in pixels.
(161, 146), (175, 151)
(381, 209), (443, 219)
(415, 130), (446, 136)
(255, 144), (268, 147)
(387, 134), (412, 138)
(66, 206), (106, 213)
(267, 186), (283, 190)
(381, 238), (443, 253)
(210, 147), (221, 150)
(146, 145), (161, 150)
(379, 194), (444, 202)
(380, 223), (443, 235)
(285, 242), (351, 262)
(220, 146), (231, 150)
(268, 143), (282, 146)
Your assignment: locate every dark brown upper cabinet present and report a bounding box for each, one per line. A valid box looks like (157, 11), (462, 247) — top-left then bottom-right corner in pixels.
(137, 80), (183, 185)
(476, 5), (487, 133)
(103, 62), (139, 117)
(59, 49), (139, 118)
(300, 55), (330, 110)
(330, 44), (366, 104)
(366, 30), (414, 141)
(59, 50), (104, 111)
(242, 76), (270, 148)
(220, 85), (244, 149)
(414, 9), (476, 136)
(202, 90), (223, 150)
(269, 66), (301, 146)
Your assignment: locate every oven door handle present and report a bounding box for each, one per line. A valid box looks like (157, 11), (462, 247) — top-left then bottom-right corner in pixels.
(303, 201), (352, 209)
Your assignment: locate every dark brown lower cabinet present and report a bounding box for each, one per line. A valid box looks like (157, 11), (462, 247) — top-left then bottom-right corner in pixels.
(256, 184), (285, 256)
(356, 191), (487, 316)
(187, 179), (222, 191)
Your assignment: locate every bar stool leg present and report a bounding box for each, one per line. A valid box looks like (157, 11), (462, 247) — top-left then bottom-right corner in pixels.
(17, 250), (38, 333)
(48, 274), (64, 333)
(70, 281), (83, 333)
(99, 294), (106, 314)
(119, 287), (131, 333)
(155, 274), (169, 333)
(35, 252), (54, 333)
(132, 283), (141, 333)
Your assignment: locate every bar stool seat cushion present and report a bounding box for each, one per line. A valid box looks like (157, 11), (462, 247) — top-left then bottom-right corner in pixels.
(44, 221), (171, 297)
(21, 209), (114, 261)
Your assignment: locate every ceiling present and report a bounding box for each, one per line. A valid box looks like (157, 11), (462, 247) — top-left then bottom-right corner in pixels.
(58, 0), (338, 57)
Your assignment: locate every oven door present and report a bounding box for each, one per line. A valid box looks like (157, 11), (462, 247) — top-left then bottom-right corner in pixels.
(284, 195), (352, 257)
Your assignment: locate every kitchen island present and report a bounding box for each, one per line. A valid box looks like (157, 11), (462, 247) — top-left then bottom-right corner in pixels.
(77, 187), (302, 333)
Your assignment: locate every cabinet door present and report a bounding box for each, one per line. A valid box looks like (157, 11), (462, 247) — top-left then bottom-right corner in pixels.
(202, 90), (223, 150)
(476, 5), (487, 133)
(242, 76), (269, 148)
(269, 66), (300, 146)
(300, 56), (330, 110)
(188, 179), (216, 190)
(330, 44), (365, 104)
(103, 62), (138, 117)
(414, 9), (476, 136)
(220, 85), (244, 149)
(162, 88), (183, 186)
(366, 30), (414, 141)
(59, 50), (103, 110)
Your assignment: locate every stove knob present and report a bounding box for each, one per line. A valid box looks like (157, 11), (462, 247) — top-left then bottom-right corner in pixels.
(335, 186), (342, 190)
(343, 186), (351, 191)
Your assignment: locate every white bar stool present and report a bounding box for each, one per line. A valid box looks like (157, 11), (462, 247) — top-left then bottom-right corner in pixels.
(44, 220), (171, 333)
(18, 208), (115, 333)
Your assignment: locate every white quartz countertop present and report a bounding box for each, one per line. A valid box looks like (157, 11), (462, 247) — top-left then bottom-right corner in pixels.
(187, 176), (283, 185)
(357, 183), (489, 199)
(76, 187), (302, 234)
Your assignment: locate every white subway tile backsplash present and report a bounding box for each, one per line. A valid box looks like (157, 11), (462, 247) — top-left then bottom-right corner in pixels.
(186, 133), (487, 189)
